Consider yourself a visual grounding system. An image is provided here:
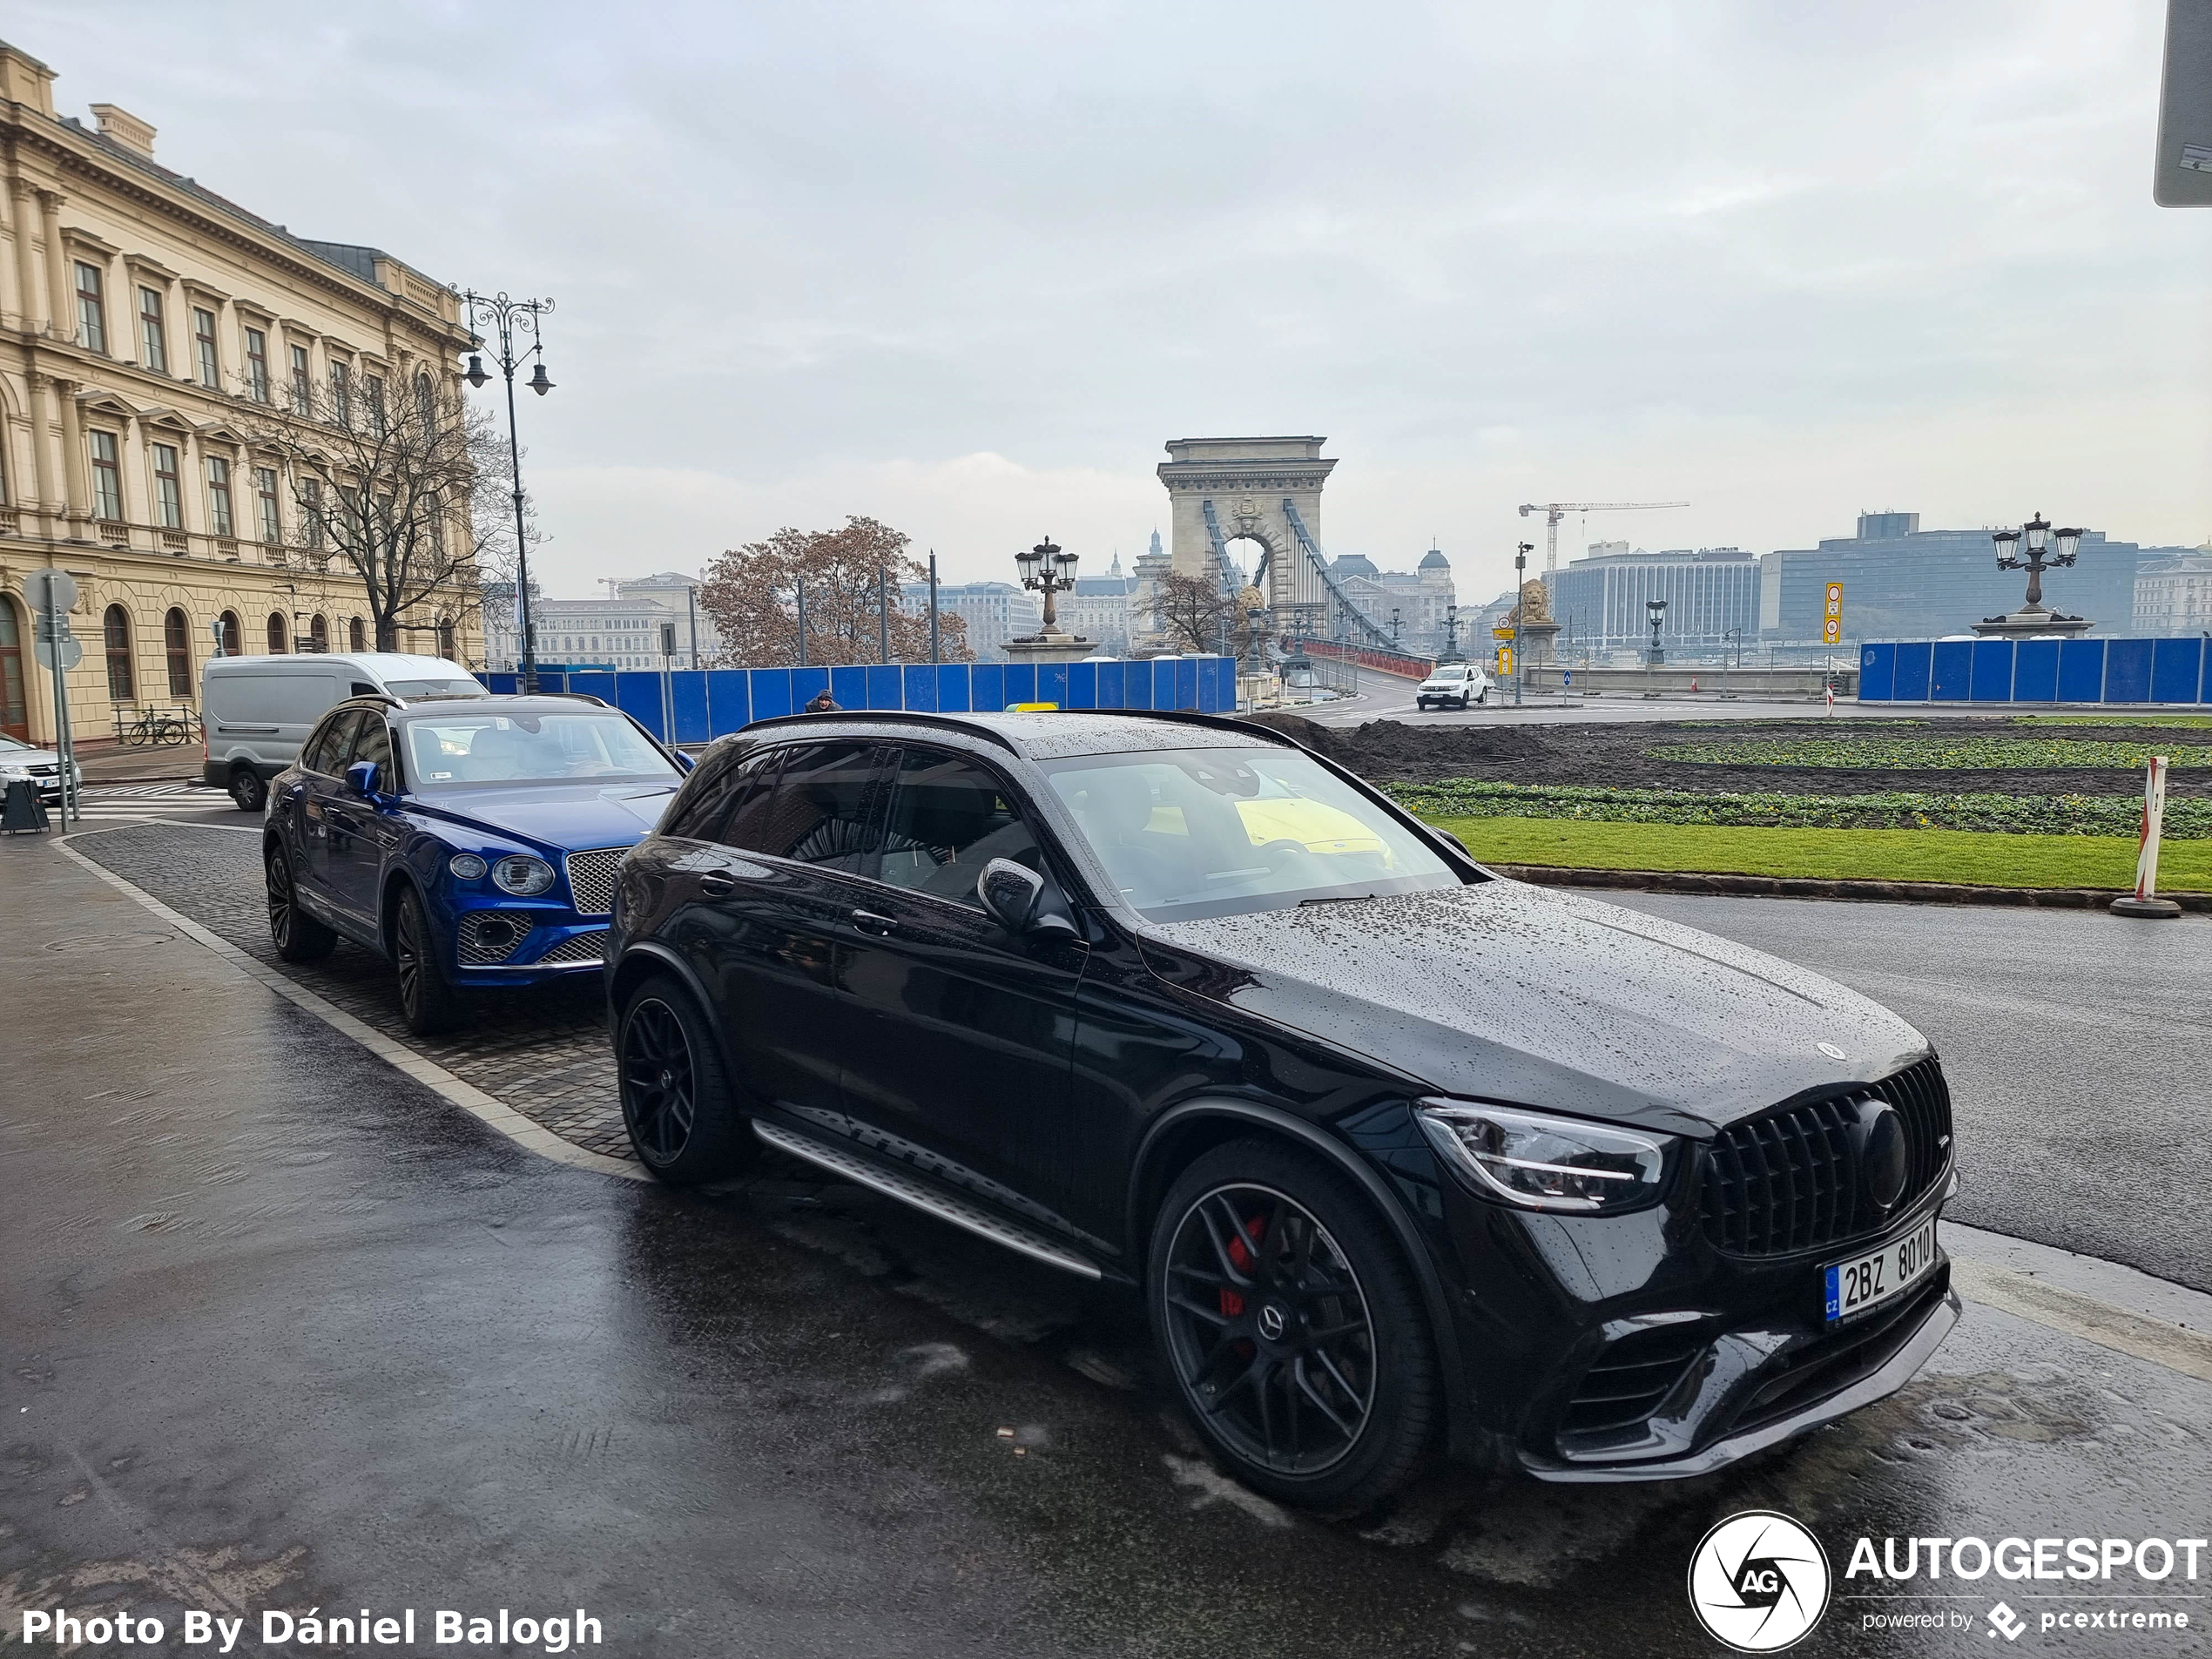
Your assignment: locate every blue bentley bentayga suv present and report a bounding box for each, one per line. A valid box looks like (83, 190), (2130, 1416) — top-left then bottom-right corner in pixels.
(261, 691), (685, 1034)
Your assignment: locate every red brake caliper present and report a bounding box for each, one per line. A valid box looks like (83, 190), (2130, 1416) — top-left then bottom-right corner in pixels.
(1218, 1214), (1264, 1319)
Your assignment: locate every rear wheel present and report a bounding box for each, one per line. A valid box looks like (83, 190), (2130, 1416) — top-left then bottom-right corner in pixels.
(1150, 1137), (1440, 1514)
(266, 844), (336, 963)
(617, 975), (752, 1184)
(230, 767), (267, 813)
(394, 885), (466, 1035)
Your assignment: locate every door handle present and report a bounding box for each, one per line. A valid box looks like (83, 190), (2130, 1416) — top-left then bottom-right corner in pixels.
(851, 909), (895, 936)
(698, 869), (737, 899)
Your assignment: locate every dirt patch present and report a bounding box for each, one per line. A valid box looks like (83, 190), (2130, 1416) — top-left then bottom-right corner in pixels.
(1246, 714), (2205, 799)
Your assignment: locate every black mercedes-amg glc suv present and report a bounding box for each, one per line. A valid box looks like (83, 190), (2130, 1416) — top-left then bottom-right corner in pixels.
(604, 710), (1959, 1511)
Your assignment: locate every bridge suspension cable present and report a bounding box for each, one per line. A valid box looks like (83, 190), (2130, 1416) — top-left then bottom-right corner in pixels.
(1278, 499), (1400, 654)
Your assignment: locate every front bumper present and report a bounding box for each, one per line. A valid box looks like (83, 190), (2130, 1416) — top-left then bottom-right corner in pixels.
(444, 899), (612, 982)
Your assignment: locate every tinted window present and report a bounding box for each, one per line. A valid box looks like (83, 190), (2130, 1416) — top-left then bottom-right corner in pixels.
(300, 711), (361, 775)
(348, 713), (395, 779)
(716, 749), (789, 852)
(1042, 745), (1460, 921)
(664, 747), (763, 841)
(879, 748), (1040, 908)
(726, 742), (887, 873)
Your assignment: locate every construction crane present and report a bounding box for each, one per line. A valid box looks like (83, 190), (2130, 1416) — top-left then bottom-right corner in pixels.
(1518, 501), (1690, 573)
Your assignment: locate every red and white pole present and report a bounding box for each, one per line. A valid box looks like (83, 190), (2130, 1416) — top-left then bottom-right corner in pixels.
(2111, 754), (2182, 919)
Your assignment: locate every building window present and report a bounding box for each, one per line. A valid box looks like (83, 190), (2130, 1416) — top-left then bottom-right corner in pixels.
(438, 617), (456, 659)
(302, 479), (324, 550)
(105, 604), (134, 699)
(364, 374), (386, 437)
(165, 608), (192, 697)
(75, 261), (106, 353)
(193, 307), (219, 388)
(289, 343), (311, 414)
(244, 327), (269, 401)
(266, 611), (287, 653)
(205, 456), (234, 536)
(90, 430), (124, 521)
(309, 614), (329, 653)
(152, 442), (183, 529)
(330, 361), (350, 428)
(349, 617), (366, 651)
(138, 287), (167, 373)
(415, 371), (435, 428)
(219, 610), (241, 657)
(254, 467), (281, 543)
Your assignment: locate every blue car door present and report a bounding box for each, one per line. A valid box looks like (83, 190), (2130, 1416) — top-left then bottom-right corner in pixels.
(285, 710), (362, 914)
(322, 711), (406, 936)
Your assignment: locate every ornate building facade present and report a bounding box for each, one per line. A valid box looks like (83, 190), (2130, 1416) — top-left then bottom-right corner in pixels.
(0, 40), (477, 742)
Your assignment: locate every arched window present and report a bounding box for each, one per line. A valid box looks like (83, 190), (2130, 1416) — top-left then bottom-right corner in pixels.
(349, 617), (367, 652)
(437, 617), (456, 660)
(0, 596), (28, 739)
(105, 604), (135, 700)
(309, 613), (329, 653)
(415, 370), (436, 428)
(266, 611), (287, 653)
(165, 608), (192, 697)
(219, 610), (241, 658)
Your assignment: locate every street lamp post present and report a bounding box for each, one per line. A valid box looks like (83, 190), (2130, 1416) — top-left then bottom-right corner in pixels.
(1991, 511), (2082, 613)
(1014, 535), (1080, 631)
(1645, 597), (1668, 696)
(1513, 542), (1532, 707)
(462, 290), (554, 691)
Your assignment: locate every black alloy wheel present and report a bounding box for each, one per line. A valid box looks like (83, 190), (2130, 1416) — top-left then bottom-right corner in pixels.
(617, 976), (750, 1185)
(1151, 1139), (1439, 1513)
(393, 885), (465, 1035)
(266, 845), (335, 963)
(231, 768), (267, 813)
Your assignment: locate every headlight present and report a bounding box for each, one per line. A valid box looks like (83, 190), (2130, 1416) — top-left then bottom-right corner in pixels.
(1415, 1101), (1673, 1214)
(490, 853), (555, 896)
(448, 853), (489, 881)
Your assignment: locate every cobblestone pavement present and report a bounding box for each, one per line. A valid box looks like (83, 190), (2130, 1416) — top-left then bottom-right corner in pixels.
(71, 821), (636, 1159)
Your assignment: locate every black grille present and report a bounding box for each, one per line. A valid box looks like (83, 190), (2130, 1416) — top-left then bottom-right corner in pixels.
(1560, 1326), (1705, 1440)
(1699, 1056), (1952, 1257)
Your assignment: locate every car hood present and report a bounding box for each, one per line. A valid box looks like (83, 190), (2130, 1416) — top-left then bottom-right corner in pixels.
(408, 782), (678, 852)
(1141, 880), (1928, 1136)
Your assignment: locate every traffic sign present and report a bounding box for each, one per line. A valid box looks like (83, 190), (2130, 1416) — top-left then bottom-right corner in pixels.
(33, 636), (82, 671)
(24, 569), (78, 615)
(1495, 644), (1514, 678)
(32, 610), (73, 643)
(1822, 581), (1845, 646)
(1492, 627), (1515, 639)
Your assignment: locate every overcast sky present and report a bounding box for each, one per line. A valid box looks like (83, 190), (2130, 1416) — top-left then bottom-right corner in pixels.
(23, 0), (2212, 600)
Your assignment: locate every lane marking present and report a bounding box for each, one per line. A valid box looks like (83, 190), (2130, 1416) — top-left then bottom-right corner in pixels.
(51, 833), (648, 1184)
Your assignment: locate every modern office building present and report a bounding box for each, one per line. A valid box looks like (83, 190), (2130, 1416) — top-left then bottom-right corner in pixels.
(1548, 545), (1760, 652)
(1758, 513), (2146, 642)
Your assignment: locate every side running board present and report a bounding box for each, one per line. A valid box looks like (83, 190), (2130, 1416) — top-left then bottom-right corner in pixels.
(751, 1117), (1103, 1280)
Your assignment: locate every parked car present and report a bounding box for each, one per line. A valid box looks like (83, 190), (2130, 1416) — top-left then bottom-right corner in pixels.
(604, 710), (1958, 1512)
(0, 733), (83, 804)
(205, 652), (483, 813)
(261, 692), (685, 1034)
(1415, 660), (1489, 710)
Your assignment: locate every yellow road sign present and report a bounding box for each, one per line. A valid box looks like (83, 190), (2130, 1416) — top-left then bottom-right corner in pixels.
(1492, 627), (1516, 639)
(1823, 581), (1844, 645)
(1495, 644), (1514, 677)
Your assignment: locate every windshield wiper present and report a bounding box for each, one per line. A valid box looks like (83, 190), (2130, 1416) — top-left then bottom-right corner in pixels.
(1298, 893), (1377, 907)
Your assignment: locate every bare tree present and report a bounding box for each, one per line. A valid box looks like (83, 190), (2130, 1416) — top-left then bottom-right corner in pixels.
(698, 516), (970, 666)
(234, 365), (516, 655)
(1144, 570), (1239, 655)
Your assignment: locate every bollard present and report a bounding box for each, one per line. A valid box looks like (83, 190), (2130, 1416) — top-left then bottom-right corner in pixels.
(2110, 754), (2182, 919)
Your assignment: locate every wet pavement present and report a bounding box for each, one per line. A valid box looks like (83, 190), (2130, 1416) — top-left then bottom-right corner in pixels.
(5, 835), (2211, 1656)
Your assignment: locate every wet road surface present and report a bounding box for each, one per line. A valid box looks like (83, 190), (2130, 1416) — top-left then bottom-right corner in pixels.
(5, 839), (2210, 1656)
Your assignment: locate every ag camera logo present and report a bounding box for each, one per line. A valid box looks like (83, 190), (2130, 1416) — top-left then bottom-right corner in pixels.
(1689, 1510), (1833, 1652)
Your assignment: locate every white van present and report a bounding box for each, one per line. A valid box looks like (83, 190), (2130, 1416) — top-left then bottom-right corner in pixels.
(202, 653), (482, 811)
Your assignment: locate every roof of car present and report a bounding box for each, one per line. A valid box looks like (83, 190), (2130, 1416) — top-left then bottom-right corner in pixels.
(368, 692), (614, 716)
(739, 708), (1290, 761)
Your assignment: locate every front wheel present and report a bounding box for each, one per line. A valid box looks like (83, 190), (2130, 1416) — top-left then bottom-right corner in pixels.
(617, 976), (752, 1184)
(1475, 689), (1488, 705)
(1150, 1138), (1440, 1514)
(393, 885), (466, 1035)
(230, 768), (267, 813)
(1416, 698), (1430, 711)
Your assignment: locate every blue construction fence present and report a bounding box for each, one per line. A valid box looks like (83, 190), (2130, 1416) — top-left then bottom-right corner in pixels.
(475, 657), (1239, 744)
(1858, 637), (2210, 705)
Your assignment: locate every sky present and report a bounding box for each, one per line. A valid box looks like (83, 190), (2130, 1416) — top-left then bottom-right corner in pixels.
(21, 0), (2212, 602)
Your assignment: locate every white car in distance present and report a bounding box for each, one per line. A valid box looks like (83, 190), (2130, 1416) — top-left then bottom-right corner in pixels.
(1414, 660), (1490, 711)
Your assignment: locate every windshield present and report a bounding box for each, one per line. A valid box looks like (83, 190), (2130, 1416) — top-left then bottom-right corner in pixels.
(1042, 746), (1461, 921)
(400, 711), (678, 787)
(1432, 666), (1467, 679)
(386, 677), (486, 698)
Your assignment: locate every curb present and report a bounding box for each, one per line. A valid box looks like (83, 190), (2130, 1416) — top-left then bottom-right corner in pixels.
(1491, 863), (2212, 912)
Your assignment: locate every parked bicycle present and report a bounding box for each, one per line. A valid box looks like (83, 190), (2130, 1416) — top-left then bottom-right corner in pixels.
(114, 706), (194, 746)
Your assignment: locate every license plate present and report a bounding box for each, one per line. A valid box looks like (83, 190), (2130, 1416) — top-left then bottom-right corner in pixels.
(1824, 1217), (1938, 1323)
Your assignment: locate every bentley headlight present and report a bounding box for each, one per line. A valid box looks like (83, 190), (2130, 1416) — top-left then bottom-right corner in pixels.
(1416, 1101), (1672, 1214)
(490, 853), (556, 896)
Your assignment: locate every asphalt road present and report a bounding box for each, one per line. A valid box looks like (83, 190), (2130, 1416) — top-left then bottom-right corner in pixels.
(1608, 894), (2212, 1293)
(7, 838), (2212, 1657)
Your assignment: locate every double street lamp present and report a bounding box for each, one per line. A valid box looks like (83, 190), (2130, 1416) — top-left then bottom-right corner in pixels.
(462, 291), (555, 690)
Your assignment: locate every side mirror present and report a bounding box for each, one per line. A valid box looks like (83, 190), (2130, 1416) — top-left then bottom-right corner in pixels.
(673, 750), (697, 773)
(976, 857), (1080, 941)
(345, 759), (384, 800)
(1434, 827), (1471, 857)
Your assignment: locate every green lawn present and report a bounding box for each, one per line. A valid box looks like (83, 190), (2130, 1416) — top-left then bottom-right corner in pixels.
(1427, 815), (2212, 893)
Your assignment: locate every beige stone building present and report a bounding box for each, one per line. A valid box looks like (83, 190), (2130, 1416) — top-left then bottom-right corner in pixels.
(0, 39), (477, 745)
